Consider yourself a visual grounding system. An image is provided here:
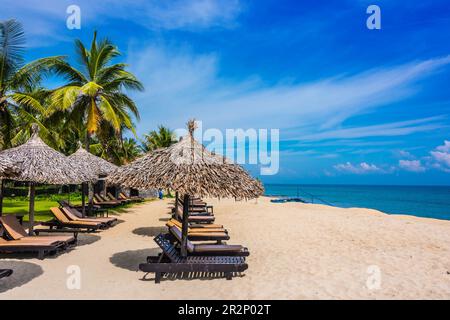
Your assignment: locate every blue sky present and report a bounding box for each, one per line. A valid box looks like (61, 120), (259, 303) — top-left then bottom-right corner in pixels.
(2, 0), (450, 185)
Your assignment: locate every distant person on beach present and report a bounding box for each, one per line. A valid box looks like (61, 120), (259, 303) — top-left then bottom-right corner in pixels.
(158, 189), (163, 199)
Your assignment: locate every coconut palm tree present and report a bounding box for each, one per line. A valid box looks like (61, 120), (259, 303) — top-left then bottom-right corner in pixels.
(0, 19), (65, 149)
(142, 125), (177, 152)
(48, 31), (143, 212)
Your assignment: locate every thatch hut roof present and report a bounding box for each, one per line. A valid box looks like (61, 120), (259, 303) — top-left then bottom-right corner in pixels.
(107, 120), (264, 199)
(0, 124), (95, 184)
(0, 156), (20, 178)
(68, 143), (118, 178)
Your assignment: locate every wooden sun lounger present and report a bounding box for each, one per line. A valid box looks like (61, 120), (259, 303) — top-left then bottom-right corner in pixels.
(177, 197), (213, 215)
(0, 215), (77, 246)
(61, 206), (117, 226)
(58, 200), (106, 217)
(167, 218), (227, 233)
(0, 237), (69, 259)
(139, 233), (248, 283)
(120, 192), (144, 202)
(174, 206), (215, 224)
(96, 194), (121, 206)
(42, 208), (107, 232)
(0, 269), (13, 279)
(93, 195), (120, 208)
(166, 221), (229, 242)
(168, 226), (249, 256)
(107, 192), (130, 204)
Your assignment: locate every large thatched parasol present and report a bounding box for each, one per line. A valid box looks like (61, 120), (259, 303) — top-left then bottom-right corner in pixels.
(68, 143), (118, 216)
(108, 120), (264, 256)
(0, 124), (95, 234)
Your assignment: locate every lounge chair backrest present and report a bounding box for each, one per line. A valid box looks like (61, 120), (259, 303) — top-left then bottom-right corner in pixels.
(119, 192), (127, 199)
(107, 192), (117, 200)
(153, 234), (182, 262)
(61, 207), (80, 221)
(168, 218), (182, 229)
(169, 226), (195, 253)
(94, 194), (103, 202)
(67, 206), (83, 218)
(0, 215), (27, 240)
(50, 207), (71, 223)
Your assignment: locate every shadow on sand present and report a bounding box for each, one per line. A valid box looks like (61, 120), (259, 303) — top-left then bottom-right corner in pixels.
(76, 234), (101, 247)
(109, 248), (160, 271)
(0, 261), (44, 293)
(132, 226), (166, 237)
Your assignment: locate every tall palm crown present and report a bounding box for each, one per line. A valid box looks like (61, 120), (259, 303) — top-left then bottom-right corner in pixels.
(142, 125), (177, 152)
(49, 31), (143, 140)
(0, 19), (63, 149)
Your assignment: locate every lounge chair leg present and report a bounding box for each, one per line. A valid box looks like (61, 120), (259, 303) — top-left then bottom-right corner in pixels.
(155, 272), (161, 284)
(226, 272), (232, 280)
(38, 250), (45, 260)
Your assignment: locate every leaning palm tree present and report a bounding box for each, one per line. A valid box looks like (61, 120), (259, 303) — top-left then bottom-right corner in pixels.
(0, 19), (65, 149)
(142, 125), (177, 152)
(48, 31), (144, 211)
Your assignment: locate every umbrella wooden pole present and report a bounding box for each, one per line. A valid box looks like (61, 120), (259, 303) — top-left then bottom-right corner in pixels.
(88, 182), (94, 216)
(81, 182), (86, 217)
(0, 179), (4, 216)
(175, 192), (179, 213)
(181, 194), (190, 257)
(28, 182), (35, 235)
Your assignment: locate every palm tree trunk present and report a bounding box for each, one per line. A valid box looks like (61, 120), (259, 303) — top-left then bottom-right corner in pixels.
(85, 133), (94, 216)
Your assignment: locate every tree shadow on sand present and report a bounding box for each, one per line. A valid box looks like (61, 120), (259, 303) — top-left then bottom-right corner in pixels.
(109, 248), (160, 271)
(132, 226), (166, 237)
(0, 261), (44, 293)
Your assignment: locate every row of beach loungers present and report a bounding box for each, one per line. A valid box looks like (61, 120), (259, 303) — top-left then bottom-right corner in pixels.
(139, 196), (249, 283)
(0, 193), (141, 260)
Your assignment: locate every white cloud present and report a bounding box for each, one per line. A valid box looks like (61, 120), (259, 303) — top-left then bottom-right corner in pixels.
(333, 162), (385, 174)
(430, 141), (450, 171)
(398, 160), (426, 172)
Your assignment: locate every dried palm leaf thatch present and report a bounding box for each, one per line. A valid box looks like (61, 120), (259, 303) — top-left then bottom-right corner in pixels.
(0, 156), (20, 178)
(68, 143), (118, 178)
(0, 124), (95, 184)
(107, 120), (264, 199)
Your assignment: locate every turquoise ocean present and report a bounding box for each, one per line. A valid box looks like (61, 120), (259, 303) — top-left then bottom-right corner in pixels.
(264, 184), (450, 221)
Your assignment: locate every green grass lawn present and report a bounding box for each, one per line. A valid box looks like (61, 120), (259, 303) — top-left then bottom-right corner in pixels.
(2, 193), (153, 222)
(2, 193), (83, 221)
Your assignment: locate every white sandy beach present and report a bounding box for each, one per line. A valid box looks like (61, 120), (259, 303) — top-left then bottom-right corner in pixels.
(1, 197), (450, 299)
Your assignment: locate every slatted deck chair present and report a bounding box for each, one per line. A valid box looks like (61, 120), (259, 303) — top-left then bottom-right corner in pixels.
(166, 220), (230, 242)
(0, 215), (77, 246)
(42, 208), (107, 231)
(177, 197), (213, 215)
(0, 269), (13, 279)
(119, 192), (144, 202)
(61, 206), (117, 226)
(173, 206), (215, 224)
(168, 226), (249, 257)
(0, 236), (69, 260)
(93, 195), (120, 208)
(107, 192), (131, 204)
(166, 218), (228, 233)
(58, 200), (106, 217)
(96, 194), (121, 206)
(139, 233), (248, 283)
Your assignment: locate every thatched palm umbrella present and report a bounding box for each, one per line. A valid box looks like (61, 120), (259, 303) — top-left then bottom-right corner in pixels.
(0, 124), (95, 234)
(68, 143), (118, 216)
(0, 156), (21, 215)
(108, 120), (264, 256)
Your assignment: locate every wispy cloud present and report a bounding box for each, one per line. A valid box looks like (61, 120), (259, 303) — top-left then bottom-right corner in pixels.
(128, 43), (450, 138)
(298, 116), (447, 142)
(0, 0), (242, 40)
